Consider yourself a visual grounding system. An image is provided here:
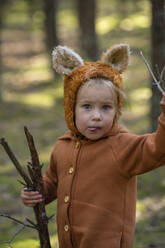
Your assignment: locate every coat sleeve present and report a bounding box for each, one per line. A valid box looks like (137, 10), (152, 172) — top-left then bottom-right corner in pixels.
(43, 148), (58, 204)
(113, 104), (165, 177)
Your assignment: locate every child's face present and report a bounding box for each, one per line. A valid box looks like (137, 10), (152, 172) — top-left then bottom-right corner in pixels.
(75, 83), (116, 140)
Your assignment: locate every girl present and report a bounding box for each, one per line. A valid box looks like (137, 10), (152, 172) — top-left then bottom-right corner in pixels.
(21, 44), (165, 248)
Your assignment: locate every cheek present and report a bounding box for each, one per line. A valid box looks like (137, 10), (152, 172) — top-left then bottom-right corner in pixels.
(104, 111), (116, 125)
(75, 111), (89, 130)
(76, 113), (86, 125)
(75, 108), (83, 127)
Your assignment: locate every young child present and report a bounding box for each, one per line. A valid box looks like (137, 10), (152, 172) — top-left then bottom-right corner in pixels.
(21, 44), (165, 248)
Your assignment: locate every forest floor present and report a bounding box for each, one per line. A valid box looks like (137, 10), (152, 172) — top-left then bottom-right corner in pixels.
(1, 1), (165, 248)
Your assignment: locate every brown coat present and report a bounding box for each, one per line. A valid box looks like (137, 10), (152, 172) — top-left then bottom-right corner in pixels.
(43, 105), (165, 248)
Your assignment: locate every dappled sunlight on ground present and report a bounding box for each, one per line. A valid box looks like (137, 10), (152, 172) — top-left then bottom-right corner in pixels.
(120, 14), (150, 31)
(96, 15), (119, 35)
(96, 13), (150, 35)
(136, 197), (165, 221)
(3, 91), (55, 107)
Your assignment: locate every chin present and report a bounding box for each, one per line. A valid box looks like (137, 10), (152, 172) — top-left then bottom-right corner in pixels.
(86, 134), (103, 141)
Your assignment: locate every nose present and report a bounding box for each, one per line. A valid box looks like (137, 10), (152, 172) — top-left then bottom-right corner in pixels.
(91, 109), (102, 121)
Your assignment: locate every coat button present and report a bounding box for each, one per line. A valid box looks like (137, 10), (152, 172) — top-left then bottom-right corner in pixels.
(69, 167), (74, 174)
(64, 195), (69, 203)
(64, 225), (69, 232)
(75, 141), (80, 149)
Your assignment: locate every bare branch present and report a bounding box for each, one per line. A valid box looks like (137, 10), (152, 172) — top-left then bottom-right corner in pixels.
(47, 214), (55, 221)
(27, 163), (36, 182)
(0, 138), (33, 187)
(140, 51), (165, 94)
(0, 214), (36, 229)
(26, 218), (38, 229)
(155, 64), (161, 78)
(1, 128), (52, 248)
(17, 179), (28, 187)
(11, 225), (25, 242)
(160, 66), (165, 84)
(24, 127), (52, 248)
(0, 225), (25, 246)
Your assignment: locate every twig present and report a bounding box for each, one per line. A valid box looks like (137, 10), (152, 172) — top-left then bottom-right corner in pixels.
(27, 163), (36, 182)
(10, 225), (25, 243)
(160, 66), (165, 84)
(0, 214), (36, 229)
(0, 138), (33, 187)
(17, 179), (28, 187)
(140, 51), (165, 94)
(155, 64), (160, 78)
(47, 214), (55, 221)
(26, 217), (38, 229)
(0, 225), (25, 246)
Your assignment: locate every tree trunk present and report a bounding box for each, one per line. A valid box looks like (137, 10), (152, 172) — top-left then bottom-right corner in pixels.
(0, 30), (2, 103)
(43, 0), (59, 53)
(76, 0), (98, 60)
(0, 2), (5, 103)
(150, 0), (165, 131)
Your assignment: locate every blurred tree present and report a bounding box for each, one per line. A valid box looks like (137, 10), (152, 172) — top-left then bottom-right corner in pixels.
(0, 1), (7, 103)
(26, 0), (59, 53)
(76, 0), (99, 60)
(150, 0), (165, 131)
(43, 0), (59, 53)
(0, 16), (2, 103)
(26, 0), (59, 75)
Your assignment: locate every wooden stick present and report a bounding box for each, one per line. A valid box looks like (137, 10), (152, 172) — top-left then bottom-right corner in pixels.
(140, 51), (165, 94)
(24, 127), (52, 248)
(0, 129), (52, 248)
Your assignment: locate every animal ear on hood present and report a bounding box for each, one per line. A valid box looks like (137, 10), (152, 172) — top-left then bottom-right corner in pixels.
(52, 45), (84, 75)
(101, 44), (130, 72)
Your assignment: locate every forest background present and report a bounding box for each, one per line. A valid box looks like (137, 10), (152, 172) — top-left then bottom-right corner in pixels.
(0, 0), (165, 247)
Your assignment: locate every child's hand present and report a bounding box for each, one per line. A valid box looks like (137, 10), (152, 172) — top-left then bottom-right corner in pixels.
(160, 92), (165, 105)
(21, 188), (43, 207)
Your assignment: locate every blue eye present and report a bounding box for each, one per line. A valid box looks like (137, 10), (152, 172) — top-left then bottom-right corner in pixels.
(82, 104), (91, 110)
(102, 105), (111, 110)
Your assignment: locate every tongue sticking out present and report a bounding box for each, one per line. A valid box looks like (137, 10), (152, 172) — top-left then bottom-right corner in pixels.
(88, 127), (99, 131)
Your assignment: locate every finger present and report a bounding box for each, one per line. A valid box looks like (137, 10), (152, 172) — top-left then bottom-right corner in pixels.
(22, 197), (43, 207)
(20, 189), (44, 207)
(24, 198), (43, 205)
(22, 188), (40, 194)
(21, 189), (42, 198)
(22, 194), (43, 201)
(22, 191), (42, 198)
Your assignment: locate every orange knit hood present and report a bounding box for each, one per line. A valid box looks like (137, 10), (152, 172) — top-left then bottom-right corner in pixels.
(52, 44), (130, 135)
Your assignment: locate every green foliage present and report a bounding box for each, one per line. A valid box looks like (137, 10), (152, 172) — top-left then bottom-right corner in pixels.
(12, 239), (40, 248)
